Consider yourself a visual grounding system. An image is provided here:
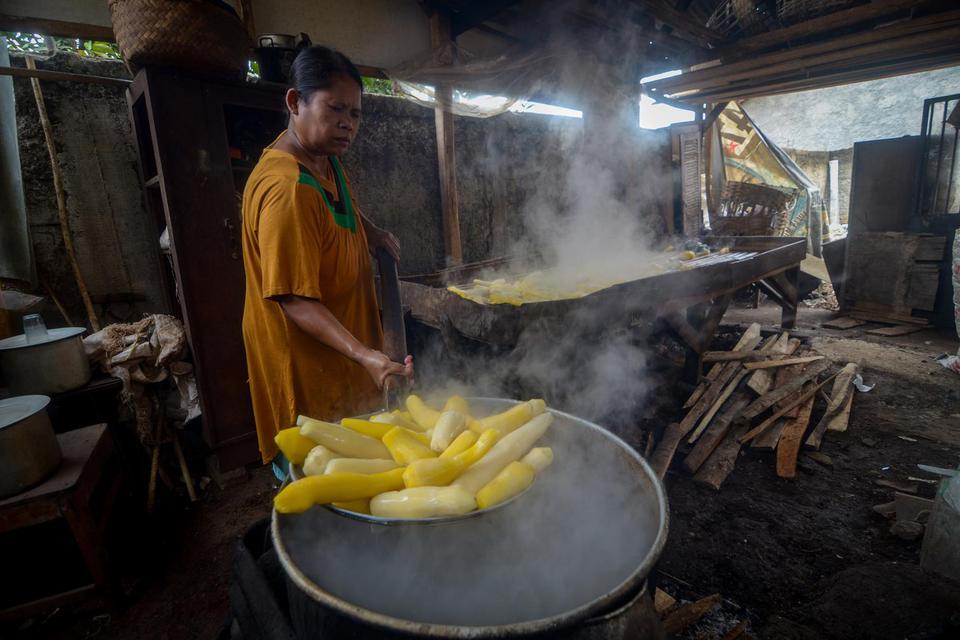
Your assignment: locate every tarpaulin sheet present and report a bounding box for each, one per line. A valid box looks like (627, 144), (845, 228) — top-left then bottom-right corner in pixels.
(714, 102), (830, 256)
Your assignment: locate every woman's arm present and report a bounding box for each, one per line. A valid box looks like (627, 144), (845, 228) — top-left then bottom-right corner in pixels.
(276, 294), (413, 388)
(359, 211), (400, 261)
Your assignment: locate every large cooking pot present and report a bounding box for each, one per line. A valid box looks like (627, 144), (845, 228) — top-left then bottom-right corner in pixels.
(0, 326), (90, 395)
(273, 398), (669, 638)
(0, 395), (61, 499)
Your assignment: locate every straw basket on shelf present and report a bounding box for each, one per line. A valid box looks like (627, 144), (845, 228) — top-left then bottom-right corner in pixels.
(108, 0), (252, 77)
(710, 180), (795, 236)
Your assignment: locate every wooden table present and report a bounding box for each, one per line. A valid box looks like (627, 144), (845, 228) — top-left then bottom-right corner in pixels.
(0, 424), (122, 620)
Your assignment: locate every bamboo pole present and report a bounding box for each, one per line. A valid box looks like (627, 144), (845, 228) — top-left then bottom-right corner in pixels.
(26, 56), (101, 331)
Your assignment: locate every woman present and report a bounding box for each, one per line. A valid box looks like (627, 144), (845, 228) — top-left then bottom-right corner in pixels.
(241, 46), (414, 465)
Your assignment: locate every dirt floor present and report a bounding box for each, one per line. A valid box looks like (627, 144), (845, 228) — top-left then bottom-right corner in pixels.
(5, 301), (960, 640)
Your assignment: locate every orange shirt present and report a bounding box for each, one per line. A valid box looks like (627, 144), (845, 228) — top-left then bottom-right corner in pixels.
(241, 142), (382, 463)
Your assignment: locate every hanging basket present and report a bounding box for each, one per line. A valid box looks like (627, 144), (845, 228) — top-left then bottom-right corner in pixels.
(108, 0), (252, 78)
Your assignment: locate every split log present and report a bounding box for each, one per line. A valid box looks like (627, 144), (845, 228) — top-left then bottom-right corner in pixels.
(747, 332), (794, 394)
(826, 392), (854, 432)
(740, 359), (832, 420)
(662, 593), (722, 635)
(688, 335), (777, 443)
(650, 422), (685, 480)
(739, 372), (837, 443)
(687, 371), (747, 444)
(743, 355), (824, 370)
(694, 421), (750, 490)
(652, 330), (763, 477)
(774, 349), (812, 419)
(654, 588), (677, 617)
(750, 418), (787, 450)
(826, 363), (858, 412)
(776, 393), (815, 479)
(684, 393), (751, 472)
(684, 323), (761, 408)
(805, 363), (859, 448)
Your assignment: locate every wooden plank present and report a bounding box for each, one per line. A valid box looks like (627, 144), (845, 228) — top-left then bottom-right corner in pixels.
(740, 374), (835, 444)
(702, 350), (778, 362)
(430, 10), (463, 267)
(694, 421), (749, 490)
(747, 333), (795, 394)
(751, 418), (787, 450)
(848, 312), (928, 326)
(662, 593), (722, 634)
(740, 358), (831, 420)
(0, 66), (130, 88)
(685, 393), (751, 473)
(743, 356), (824, 370)
(720, 0), (934, 55)
(777, 394), (815, 479)
(823, 316), (866, 329)
(866, 324), (927, 336)
(0, 14), (115, 41)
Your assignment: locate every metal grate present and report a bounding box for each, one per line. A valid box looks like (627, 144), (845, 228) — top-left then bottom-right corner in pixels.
(917, 94), (960, 217)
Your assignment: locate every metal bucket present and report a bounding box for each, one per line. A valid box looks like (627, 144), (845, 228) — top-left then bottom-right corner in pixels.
(273, 398), (669, 638)
(0, 327), (90, 395)
(0, 395), (61, 499)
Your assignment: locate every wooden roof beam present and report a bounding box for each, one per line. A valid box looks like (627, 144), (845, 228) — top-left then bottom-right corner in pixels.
(634, 0), (726, 48)
(645, 8), (960, 94)
(721, 0), (947, 57)
(0, 14), (114, 41)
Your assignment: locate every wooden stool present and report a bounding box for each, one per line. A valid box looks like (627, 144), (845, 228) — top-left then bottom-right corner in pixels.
(0, 424), (123, 620)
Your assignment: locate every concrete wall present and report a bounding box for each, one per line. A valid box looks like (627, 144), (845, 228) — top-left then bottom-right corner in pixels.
(12, 53), (169, 327)
(742, 66), (960, 152)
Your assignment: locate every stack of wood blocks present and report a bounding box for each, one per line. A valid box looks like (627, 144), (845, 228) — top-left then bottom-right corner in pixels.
(651, 323), (859, 488)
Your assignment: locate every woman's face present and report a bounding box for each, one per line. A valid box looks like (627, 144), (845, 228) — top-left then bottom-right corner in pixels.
(288, 73), (362, 157)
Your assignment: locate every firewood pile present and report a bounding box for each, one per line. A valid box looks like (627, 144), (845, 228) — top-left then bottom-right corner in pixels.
(651, 323), (859, 488)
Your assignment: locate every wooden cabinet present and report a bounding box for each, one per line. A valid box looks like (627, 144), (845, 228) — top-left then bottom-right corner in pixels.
(126, 68), (285, 472)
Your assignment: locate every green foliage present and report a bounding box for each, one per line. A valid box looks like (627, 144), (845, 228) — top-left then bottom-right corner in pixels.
(1, 32), (121, 60)
(362, 76), (396, 96)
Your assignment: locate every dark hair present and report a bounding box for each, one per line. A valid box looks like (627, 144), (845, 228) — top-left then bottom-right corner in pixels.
(288, 45), (363, 104)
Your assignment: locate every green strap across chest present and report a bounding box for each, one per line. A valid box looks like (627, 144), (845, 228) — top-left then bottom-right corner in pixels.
(297, 157), (357, 232)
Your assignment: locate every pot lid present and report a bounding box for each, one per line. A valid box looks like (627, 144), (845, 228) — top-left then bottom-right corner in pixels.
(0, 395), (51, 430)
(0, 327), (86, 350)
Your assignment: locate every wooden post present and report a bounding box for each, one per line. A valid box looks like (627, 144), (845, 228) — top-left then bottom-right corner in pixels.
(430, 10), (463, 267)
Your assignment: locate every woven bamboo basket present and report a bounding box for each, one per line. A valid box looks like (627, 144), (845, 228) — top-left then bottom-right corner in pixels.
(108, 0), (252, 77)
(710, 180), (794, 236)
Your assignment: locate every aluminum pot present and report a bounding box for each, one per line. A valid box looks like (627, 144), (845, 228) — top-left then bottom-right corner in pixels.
(0, 395), (61, 499)
(273, 398), (669, 638)
(0, 327), (90, 395)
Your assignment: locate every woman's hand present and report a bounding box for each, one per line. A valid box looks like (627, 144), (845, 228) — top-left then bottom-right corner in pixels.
(365, 223), (400, 262)
(358, 350), (414, 389)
